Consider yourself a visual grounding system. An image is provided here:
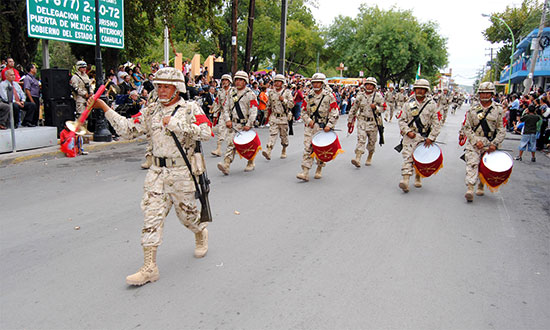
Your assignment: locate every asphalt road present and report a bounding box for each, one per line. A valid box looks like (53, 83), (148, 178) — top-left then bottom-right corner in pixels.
(1, 104), (549, 330)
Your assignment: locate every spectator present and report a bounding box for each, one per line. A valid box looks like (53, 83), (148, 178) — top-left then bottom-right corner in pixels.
(258, 86), (268, 126)
(508, 94), (520, 131)
(23, 64), (40, 125)
(0, 102), (9, 129)
(116, 65), (126, 84)
(202, 86), (216, 120)
(143, 73), (155, 93)
(0, 69), (36, 127)
(132, 66), (145, 92)
(516, 105), (541, 162)
(293, 84), (304, 121)
(1, 58), (21, 82)
(118, 73), (134, 95)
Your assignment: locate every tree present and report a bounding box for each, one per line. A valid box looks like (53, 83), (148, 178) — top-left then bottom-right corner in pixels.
(0, 0), (39, 68)
(324, 5), (448, 87)
(483, 0), (543, 80)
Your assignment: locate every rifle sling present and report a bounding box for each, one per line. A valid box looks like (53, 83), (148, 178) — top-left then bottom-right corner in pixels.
(408, 99), (431, 135)
(473, 106), (496, 141)
(169, 105), (202, 199)
(311, 95), (326, 124)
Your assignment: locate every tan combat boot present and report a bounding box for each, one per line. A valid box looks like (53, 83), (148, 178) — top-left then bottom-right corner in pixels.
(314, 165), (323, 179)
(365, 152), (374, 166)
(194, 228), (208, 258)
(280, 146), (287, 159)
(296, 166), (310, 182)
(141, 155), (152, 169)
(244, 159), (255, 172)
(465, 184), (475, 202)
(217, 157), (231, 175)
(262, 147), (272, 160)
(476, 182), (485, 196)
(126, 246), (159, 286)
(399, 175), (410, 193)
(211, 141), (222, 157)
(351, 152), (362, 168)
(414, 173), (422, 188)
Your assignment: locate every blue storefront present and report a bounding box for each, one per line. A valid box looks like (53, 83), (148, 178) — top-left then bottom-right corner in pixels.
(500, 27), (550, 93)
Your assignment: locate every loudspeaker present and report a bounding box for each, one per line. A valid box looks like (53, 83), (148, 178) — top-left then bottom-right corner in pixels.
(213, 62), (226, 80)
(44, 98), (75, 135)
(41, 68), (71, 100)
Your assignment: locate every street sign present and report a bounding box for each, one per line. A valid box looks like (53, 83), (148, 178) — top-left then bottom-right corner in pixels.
(26, 0), (124, 49)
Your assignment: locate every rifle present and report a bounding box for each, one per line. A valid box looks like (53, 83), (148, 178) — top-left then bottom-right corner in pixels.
(394, 99), (431, 153)
(371, 92), (384, 145)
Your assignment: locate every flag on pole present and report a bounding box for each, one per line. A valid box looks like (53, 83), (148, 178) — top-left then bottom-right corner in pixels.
(415, 63), (421, 80)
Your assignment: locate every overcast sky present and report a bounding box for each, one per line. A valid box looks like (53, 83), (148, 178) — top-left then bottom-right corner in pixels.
(308, 0), (524, 86)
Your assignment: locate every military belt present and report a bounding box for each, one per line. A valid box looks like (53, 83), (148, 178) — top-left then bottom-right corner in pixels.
(274, 113), (286, 118)
(153, 156), (186, 168)
(232, 118), (248, 124)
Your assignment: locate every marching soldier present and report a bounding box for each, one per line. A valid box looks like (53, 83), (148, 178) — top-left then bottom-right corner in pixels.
(262, 74), (294, 160)
(438, 87), (452, 123)
(348, 77), (385, 167)
(398, 79), (442, 192)
(211, 74), (233, 157)
(384, 86), (397, 122)
(296, 73), (339, 181)
(70, 60), (92, 123)
(462, 82), (505, 202)
(217, 70), (258, 174)
(90, 67), (212, 286)
(396, 87), (408, 117)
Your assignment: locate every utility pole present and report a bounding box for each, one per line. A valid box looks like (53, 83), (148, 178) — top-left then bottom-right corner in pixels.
(524, 0), (548, 93)
(244, 0), (256, 73)
(278, 0), (288, 74)
(485, 47), (496, 82)
(92, 0), (111, 142)
(231, 0), (239, 75)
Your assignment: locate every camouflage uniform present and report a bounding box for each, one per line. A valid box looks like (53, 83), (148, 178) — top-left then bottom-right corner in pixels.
(384, 88), (397, 122)
(348, 89), (384, 164)
(462, 102), (505, 187)
(210, 85), (231, 156)
(264, 87), (294, 154)
(438, 91), (452, 123)
(218, 83), (258, 172)
(396, 90), (408, 117)
(298, 84), (339, 178)
(106, 97), (211, 246)
(70, 64), (91, 117)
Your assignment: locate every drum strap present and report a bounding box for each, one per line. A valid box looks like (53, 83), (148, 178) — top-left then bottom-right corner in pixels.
(474, 106), (496, 141)
(311, 95), (326, 126)
(231, 93), (247, 122)
(408, 100), (431, 136)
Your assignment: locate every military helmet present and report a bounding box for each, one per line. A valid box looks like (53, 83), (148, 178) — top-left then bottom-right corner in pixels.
(234, 71), (249, 84)
(311, 73), (326, 83)
(153, 67), (186, 93)
(274, 74), (286, 83)
(443, 86), (449, 91)
(413, 79), (430, 92)
(221, 74), (233, 83)
(76, 60), (87, 69)
(477, 81), (496, 94)
(364, 76), (378, 87)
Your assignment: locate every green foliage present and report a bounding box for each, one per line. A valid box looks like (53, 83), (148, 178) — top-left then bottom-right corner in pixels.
(0, 0), (39, 68)
(324, 5), (448, 87)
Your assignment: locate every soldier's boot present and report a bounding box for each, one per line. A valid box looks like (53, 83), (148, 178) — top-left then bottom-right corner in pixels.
(141, 155), (152, 170)
(399, 175), (410, 193)
(351, 152), (362, 168)
(194, 228), (208, 258)
(476, 182), (485, 196)
(211, 141), (222, 157)
(465, 184), (475, 202)
(244, 159), (255, 172)
(217, 157), (231, 175)
(365, 152), (374, 166)
(126, 246), (159, 286)
(314, 165), (323, 179)
(296, 166), (310, 182)
(280, 146), (287, 159)
(414, 173), (422, 188)
(262, 146), (272, 160)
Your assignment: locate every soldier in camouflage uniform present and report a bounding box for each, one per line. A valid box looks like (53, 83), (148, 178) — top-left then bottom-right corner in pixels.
(384, 86), (397, 122)
(91, 67), (212, 286)
(462, 82), (506, 202)
(217, 70), (258, 174)
(262, 74), (294, 160)
(348, 77), (385, 167)
(296, 73), (339, 181)
(70, 61), (92, 122)
(395, 87), (408, 118)
(398, 79), (442, 192)
(211, 74), (233, 157)
(438, 87), (452, 124)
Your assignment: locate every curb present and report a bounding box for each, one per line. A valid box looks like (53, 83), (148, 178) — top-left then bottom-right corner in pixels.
(0, 137), (146, 166)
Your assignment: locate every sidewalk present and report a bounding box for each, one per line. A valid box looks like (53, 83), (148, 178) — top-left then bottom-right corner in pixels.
(0, 137), (146, 166)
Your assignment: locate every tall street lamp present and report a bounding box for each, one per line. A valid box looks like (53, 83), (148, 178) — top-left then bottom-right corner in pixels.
(482, 13), (515, 93)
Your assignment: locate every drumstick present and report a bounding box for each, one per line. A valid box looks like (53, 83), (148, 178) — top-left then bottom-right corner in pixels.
(71, 85), (106, 134)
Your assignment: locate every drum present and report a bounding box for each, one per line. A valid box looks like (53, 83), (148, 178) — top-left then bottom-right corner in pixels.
(413, 143), (443, 177)
(311, 131), (344, 163)
(479, 151), (513, 191)
(233, 130), (261, 160)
